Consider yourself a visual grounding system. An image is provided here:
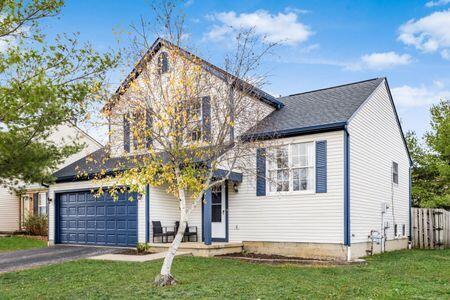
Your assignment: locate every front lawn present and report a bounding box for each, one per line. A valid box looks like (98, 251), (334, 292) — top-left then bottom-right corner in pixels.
(0, 236), (47, 253)
(0, 249), (448, 299)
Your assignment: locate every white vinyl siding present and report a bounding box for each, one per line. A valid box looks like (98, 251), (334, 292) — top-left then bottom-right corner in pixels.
(228, 131), (344, 244)
(149, 185), (202, 242)
(0, 187), (20, 232)
(348, 80), (410, 243)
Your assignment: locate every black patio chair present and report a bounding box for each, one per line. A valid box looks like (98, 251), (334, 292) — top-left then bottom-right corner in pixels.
(152, 221), (175, 243)
(175, 221), (198, 242)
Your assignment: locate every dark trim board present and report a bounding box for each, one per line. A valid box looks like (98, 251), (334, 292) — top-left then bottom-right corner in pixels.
(408, 167), (412, 242)
(343, 129), (350, 246)
(145, 184), (150, 243)
(242, 122), (346, 142)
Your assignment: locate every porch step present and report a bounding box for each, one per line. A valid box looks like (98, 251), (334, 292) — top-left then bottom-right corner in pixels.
(148, 242), (243, 257)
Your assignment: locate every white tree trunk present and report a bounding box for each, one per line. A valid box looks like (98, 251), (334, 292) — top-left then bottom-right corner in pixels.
(155, 176), (188, 286)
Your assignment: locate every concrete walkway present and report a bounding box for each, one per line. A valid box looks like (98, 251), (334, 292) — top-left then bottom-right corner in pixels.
(89, 251), (192, 262)
(0, 245), (120, 274)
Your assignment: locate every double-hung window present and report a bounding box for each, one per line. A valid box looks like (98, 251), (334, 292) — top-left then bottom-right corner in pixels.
(268, 142), (315, 193)
(186, 99), (202, 141)
(268, 146), (290, 192)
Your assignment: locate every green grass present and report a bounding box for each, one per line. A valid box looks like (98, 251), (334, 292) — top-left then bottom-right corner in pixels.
(0, 249), (449, 299)
(0, 236), (47, 253)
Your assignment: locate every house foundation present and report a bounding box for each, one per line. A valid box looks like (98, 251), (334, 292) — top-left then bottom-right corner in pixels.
(149, 242), (243, 257)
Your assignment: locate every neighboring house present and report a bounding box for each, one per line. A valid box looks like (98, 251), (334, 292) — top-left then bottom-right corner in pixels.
(0, 123), (102, 233)
(48, 38), (411, 260)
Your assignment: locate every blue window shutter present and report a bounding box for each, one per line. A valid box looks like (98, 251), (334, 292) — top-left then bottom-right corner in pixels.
(316, 140), (327, 193)
(123, 114), (130, 152)
(256, 148), (266, 196)
(146, 109), (152, 148)
(202, 96), (211, 141)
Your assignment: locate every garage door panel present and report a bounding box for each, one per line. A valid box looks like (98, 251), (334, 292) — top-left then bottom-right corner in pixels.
(128, 220), (137, 230)
(57, 190), (138, 247)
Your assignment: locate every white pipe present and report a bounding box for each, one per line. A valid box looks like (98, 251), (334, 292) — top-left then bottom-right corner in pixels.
(347, 246), (352, 261)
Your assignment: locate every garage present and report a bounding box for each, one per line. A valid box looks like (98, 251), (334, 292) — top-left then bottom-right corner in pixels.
(56, 190), (138, 247)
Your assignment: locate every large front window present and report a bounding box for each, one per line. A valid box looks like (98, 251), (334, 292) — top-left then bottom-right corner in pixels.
(268, 142), (315, 193)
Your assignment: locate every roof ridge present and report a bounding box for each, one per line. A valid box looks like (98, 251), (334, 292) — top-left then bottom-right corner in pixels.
(107, 37), (283, 110)
(282, 77), (384, 98)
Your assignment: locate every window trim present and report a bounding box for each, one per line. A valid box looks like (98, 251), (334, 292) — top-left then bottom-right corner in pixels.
(266, 140), (316, 195)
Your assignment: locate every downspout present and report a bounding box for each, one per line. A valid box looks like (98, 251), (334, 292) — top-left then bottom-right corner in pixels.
(344, 125), (351, 261)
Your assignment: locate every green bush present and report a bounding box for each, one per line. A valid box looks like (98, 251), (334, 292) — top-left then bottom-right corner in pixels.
(23, 215), (48, 236)
(136, 242), (150, 253)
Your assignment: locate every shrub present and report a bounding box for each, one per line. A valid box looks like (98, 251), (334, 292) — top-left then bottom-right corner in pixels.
(136, 242), (150, 253)
(23, 215), (48, 236)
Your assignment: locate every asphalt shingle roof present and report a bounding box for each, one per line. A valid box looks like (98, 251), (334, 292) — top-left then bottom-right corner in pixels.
(244, 78), (384, 138)
(53, 78), (388, 182)
(53, 147), (243, 183)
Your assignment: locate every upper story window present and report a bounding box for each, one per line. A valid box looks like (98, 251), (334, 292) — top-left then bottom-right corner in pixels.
(186, 98), (202, 141)
(392, 162), (399, 184)
(158, 52), (169, 74)
(267, 142), (315, 193)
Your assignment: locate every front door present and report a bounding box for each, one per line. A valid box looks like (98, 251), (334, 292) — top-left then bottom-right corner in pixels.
(211, 184), (226, 240)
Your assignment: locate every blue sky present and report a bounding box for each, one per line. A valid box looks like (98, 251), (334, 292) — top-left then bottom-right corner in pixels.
(42, 0), (450, 142)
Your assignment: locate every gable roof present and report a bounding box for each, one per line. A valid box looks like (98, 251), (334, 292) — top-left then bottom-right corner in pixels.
(104, 37), (284, 112)
(242, 78), (385, 140)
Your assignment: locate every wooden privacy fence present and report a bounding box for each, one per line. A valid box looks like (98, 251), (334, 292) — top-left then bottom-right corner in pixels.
(412, 208), (450, 249)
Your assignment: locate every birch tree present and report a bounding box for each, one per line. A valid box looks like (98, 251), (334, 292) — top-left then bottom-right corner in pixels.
(90, 0), (276, 286)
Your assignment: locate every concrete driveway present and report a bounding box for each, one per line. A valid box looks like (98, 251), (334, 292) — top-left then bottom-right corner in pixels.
(0, 245), (121, 274)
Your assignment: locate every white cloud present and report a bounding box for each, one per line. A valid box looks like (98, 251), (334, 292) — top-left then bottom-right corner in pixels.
(184, 0), (194, 7)
(361, 52), (412, 70)
(284, 7), (310, 15)
(344, 51), (412, 71)
(205, 10), (313, 46)
(425, 0), (450, 7)
(441, 48), (450, 60)
(398, 9), (450, 56)
(434, 80), (445, 88)
(391, 83), (450, 108)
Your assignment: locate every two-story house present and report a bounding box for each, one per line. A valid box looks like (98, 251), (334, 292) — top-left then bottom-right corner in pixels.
(48, 38), (411, 260)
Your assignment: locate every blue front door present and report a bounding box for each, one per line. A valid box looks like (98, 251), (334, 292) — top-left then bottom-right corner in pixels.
(57, 190), (137, 247)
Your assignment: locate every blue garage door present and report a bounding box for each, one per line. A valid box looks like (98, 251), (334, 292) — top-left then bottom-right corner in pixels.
(57, 190), (137, 247)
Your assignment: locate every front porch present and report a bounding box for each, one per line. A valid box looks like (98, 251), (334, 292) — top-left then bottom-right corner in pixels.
(147, 172), (241, 248)
(148, 242), (243, 257)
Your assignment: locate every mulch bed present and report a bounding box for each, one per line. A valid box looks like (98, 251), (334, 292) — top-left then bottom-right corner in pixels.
(219, 252), (366, 266)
